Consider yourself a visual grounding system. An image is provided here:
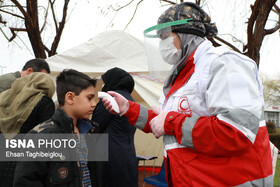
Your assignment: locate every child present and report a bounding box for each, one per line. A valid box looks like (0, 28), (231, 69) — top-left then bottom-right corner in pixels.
(13, 69), (100, 187)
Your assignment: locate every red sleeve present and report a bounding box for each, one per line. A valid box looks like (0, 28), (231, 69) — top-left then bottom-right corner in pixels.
(123, 101), (141, 125)
(124, 100), (158, 133)
(164, 111), (252, 156)
(164, 111), (187, 138)
(193, 116), (252, 156)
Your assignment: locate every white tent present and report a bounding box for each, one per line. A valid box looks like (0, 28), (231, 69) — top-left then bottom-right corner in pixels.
(46, 30), (164, 166)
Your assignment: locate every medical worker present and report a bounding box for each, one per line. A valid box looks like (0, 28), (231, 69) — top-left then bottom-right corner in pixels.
(102, 2), (273, 186)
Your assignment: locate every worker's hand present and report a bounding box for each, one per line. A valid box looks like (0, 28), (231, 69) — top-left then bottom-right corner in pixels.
(102, 91), (129, 116)
(150, 108), (168, 138)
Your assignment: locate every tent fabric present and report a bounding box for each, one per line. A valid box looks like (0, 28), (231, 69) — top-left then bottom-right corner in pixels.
(46, 30), (164, 166)
(133, 74), (163, 108)
(47, 30), (149, 74)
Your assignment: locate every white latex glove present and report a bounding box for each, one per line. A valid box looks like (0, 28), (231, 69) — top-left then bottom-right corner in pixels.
(102, 91), (129, 116)
(151, 106), (160, 115)
(150, 107), (168, 138)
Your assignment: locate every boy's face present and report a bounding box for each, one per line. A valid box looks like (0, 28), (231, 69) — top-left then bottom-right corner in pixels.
(72, 86), (96, 120)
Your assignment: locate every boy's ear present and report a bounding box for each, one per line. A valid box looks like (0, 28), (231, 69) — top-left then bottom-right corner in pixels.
(65, 92), (75, 105)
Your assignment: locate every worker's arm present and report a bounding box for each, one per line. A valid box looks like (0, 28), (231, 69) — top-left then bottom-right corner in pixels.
(101, 91), (157, 133)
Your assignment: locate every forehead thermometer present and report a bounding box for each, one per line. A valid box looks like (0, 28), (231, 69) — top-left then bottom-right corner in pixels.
(98, 92), (120, 113)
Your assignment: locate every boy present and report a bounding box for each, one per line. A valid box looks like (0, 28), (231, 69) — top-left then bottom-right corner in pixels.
(13, 69), (100, 187)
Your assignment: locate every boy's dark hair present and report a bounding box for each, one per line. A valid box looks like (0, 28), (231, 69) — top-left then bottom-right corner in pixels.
(56, 69), (97, 106)
(22, 58), (51, 73)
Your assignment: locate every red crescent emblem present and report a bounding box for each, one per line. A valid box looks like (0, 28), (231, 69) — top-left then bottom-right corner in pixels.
(178, 96), (192, 115)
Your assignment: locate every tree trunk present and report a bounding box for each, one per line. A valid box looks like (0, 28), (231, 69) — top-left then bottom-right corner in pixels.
(247, 0), (276, 67)
(26, 0), (46, 58)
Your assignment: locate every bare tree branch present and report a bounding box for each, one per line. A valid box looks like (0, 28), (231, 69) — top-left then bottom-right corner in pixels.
(40, 2), (50, 33)
(0, 14), (6, 24)
(0, 4), (18, 8)
(212, 36), (242, 53)
(0, 27), (9, 40)
(111, 0), (134, 11)
(15, 34), (34, 55)
(265, 23), (280, 35)
(1, 0), (71, 58)
(273, 3), (280, 13)
(9, 27), (26, 42)
(124, 0), (144, 31)
(0, 9), (24, 19)
(49, 0), (58, 32)
(10, 0), (29, 19)
(9, 27), (26, 31)
(219, 33), (246, 46)
(44, 44), (51, 54)
(161, 0), (176, 5)
(265, 4), (280, 35)
(49, 0), (70, 56)
(207, 37), (221, 47)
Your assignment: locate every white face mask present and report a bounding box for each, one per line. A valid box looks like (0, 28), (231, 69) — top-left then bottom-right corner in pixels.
(159, 37), (182, 65)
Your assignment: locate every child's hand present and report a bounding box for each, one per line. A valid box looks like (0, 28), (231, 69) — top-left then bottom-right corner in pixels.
(102, 91), (129, 116)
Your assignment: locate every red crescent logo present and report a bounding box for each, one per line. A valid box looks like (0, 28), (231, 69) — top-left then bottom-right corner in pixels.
(178, 96), (192, 115)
